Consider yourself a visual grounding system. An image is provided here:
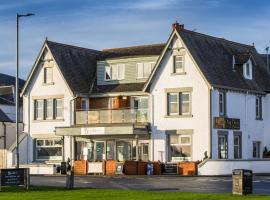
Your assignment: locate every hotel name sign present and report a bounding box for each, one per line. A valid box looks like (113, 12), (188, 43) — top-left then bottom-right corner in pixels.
(214, 117), (240, 130)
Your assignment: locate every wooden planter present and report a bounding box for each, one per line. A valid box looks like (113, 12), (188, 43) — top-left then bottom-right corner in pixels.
(105, 160), (117, 176)
(138, 161), (148, 175)
(124, 161), (138, 175)
(74, 160), (88, 175)
(178, 161), (198, 176)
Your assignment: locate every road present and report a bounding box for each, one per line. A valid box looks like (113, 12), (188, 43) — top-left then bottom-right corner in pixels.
(30, 175), (270, 194)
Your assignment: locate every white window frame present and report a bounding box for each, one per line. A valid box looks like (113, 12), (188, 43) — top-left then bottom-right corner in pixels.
(233, 132), (242, 159)
(256, 96), (262, 120)
(36, 138), (62, 161)
(173, 55), (184, 74)
(181, 92), (191, 115)
(219, 92), (226, 116)
(104, 64), (125, 81)
(169, 134), (192, 162)
(167, 92), (191, 116)
(218, 132), (228, 159)
(168, 93), (179, 115)
(45, 99), (53, 119)
(35, 99), (44, 120)
(137, 62), (154, 79)
(44, 67), (53, 84)
(243, 60), (252, 79)
(55, 98), (64, 119)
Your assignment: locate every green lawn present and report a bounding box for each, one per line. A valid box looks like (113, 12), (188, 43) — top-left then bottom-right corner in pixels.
(0, 187), (269, 200)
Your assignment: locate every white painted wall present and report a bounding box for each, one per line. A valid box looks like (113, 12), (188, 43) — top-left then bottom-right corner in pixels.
(149, 35), (210, 162)
(23, 48), (74, 163)
(199, 159), (270, 175)
(211, 89), (266, 159)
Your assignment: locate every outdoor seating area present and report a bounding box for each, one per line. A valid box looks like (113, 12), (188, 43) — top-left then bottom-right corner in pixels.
(70, 160), (198, 176)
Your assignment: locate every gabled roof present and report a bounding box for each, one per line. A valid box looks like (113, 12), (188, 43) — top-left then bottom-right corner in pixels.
(144, 28), (270, 93)
(22, 40), (103, 96)
(0, 108), (12, 122)
(101, 43), (165, 59)
(46, 41), (102, 94)
(0, 73), (25, 88)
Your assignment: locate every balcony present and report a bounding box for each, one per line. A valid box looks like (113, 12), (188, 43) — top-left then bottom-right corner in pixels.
(75, 108), (149, 125)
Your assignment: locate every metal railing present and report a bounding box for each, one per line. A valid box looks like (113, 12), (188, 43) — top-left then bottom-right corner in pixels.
(75, 108), (149, 125)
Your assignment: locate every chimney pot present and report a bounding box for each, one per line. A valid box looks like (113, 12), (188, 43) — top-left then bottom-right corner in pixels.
(172, 22), (184, 30)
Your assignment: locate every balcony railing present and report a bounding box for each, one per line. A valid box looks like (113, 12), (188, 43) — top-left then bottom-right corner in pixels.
(75, 108), (149, 125)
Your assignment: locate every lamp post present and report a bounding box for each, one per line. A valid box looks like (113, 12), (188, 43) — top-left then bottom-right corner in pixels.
(16, 13), (34, 169)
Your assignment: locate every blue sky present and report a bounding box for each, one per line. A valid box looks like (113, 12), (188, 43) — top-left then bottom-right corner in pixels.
(0, 0), (269, 79)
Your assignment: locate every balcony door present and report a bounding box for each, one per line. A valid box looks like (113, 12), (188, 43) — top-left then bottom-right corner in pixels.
(95, 141), (105, 161)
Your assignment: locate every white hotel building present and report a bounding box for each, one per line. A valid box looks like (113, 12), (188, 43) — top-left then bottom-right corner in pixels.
(19, 23), (270, 175)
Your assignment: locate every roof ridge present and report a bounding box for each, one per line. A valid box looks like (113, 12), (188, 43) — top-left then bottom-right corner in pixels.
(46, 40), (101, 53)
(178, 28), (254, 48)
(103, 43), (166, 51)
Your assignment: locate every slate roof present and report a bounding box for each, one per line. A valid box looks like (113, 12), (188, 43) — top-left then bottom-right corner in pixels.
(46, 41), (102, 94)
(101, 43), (166, 59)
(175, 28), (270, 92)
(0, 108), (12, 122)
(0, 73), (25, 88)
(0, 97), (14, 105)
(92, 82), (145, 93)
(260, 54), (269, 66)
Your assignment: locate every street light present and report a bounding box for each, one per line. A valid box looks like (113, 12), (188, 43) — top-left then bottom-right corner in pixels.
(16, 13), (35, 169)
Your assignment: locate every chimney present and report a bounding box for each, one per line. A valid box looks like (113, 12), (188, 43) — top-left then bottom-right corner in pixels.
(172, 22), (184, 30)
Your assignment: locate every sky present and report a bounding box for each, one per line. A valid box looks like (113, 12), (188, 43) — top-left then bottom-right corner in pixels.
(0, 0), (269, 79)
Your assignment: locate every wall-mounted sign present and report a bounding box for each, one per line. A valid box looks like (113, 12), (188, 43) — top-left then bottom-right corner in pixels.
(0, 168), (29, 190)
(81, 127), (105, 135)
(214, 117), (240, 130)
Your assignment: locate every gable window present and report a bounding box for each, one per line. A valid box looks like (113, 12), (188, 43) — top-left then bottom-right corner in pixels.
(173, 55), (184, 73)
(167, 92), (191, 116)
(105, 64), (125, 80)
(255, 96), (262, 120)
(137, 62), (155, 79)
(219, 92), (226, 116)
(44, 67), (53, 84)
(243, 61), (252, 79)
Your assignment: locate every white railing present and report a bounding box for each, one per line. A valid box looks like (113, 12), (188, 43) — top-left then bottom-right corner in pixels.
(75, 108), (148, 125)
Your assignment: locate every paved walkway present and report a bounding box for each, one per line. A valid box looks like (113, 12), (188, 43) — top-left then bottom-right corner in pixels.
(30, 175), (270, 194)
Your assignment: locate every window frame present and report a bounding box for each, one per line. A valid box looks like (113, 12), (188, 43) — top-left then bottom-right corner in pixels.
(136, 62), (154, 79)
(173, 55), (184, 74)
(255, 96), (262, 120)
(252, 141), (261, 158)
(219, 92), (226, 116)
(45, 99), (53, 120)
(54, 98), (64, 119)
(167, 92), (191, 116)
(243, 60), (252, 79)
(35, 138), (63, 161)
(44, 67), (53, 84)
(104, 64), (125, 81)
(34, 99), (44, 120)
(169, 134), (192, 161)
(233, 132), (242, 159)
(218, 131), (228, 159)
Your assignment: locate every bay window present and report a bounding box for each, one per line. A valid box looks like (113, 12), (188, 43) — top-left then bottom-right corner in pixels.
(169, 134), (192, 162)
(36, 138), (62, 160)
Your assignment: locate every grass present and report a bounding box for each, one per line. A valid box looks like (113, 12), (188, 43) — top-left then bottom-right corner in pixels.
(0, 186), (269, 200)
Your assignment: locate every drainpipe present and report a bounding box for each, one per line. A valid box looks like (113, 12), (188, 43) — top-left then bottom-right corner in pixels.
(209, 87), (213, 159)
(151, 94), (155, 161)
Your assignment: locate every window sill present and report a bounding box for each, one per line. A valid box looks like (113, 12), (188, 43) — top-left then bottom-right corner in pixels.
(164, 114), (193, 118)
(32, 119), (64, 122)
(171, 72), (186, 76)
(42, 82), (54, 86)
(256, 118), (263, 121)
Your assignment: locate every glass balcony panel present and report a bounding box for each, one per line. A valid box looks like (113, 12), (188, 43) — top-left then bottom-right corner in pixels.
(76, 111), (88, 124)
(112, 109), (123, 123)
(123, 109), (136, 123)
(136, 109), (148, 123)
(88, 111), (99, 124)
(99, 110), (111, 123)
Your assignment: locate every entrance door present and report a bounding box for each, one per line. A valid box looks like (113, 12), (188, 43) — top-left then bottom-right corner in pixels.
(95, 142), (105, 161)
(140, 143), (149, 161)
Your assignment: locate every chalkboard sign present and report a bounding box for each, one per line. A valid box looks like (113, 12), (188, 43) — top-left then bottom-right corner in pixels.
(115, 163), (124, 175)
(0, 168), (29, 190)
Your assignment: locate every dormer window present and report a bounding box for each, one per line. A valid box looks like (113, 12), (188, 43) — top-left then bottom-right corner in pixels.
(105, 64), (125, 81)
(243, 60), (252, 79)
